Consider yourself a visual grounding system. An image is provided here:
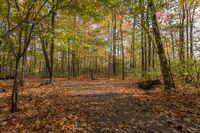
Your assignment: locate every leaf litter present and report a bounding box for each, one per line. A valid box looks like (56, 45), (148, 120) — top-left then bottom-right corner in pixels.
(0, 78), (200, 132)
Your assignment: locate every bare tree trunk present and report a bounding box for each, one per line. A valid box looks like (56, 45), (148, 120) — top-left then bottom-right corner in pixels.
(72, 50), (76, 77)
(131, 16), (136, 68)
(179, 5), (185, 63)
(186, 7), (189, 58)
(41, 38), (51, 77)
(89, 52), (95, 80)
(112, 12), (117, 76)
(20, 52), (26, 86)
(189, 3), (196, 58)
(146, 5), (152, 68)
(120, 15), (125, 80)
(67, 44), (70, 80)
(61, 44), (65, 75)
(144, 31), (147, 72)
(49, 3), (56, 83)
(11, 57), (20, 112)
(140, 0), (145, 77)
(152, 42), (155, 70)
(170, 28), (175, 59)
(34, 43), (37, 75)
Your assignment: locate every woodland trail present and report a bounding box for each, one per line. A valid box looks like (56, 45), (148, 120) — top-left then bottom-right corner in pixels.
(0, 78), (200, 132)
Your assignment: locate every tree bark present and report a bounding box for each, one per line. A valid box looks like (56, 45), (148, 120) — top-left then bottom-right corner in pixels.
(189, 3), (196, 58)
(72, 49), (76, 77)
(169, 26), (175, 59)
(20, 52), (27, 86)
(67, 42), (70, 80)
(49, 2), (56, 83)
(41, 38), (51, 75)
(140, 0), (145, 77)
(179, 5), (185, 63)
(186, 7), (189, 58)
(149, 0), (175, 90)
(146, 4), (152, 68)
(131, 16), (136, 68)
(112, 12), (117, 76)
(120, 15), (125, 80)
(11, 57), (20, 112)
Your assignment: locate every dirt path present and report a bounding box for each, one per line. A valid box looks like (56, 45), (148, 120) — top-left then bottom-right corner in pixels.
(0, 78), (200, 132)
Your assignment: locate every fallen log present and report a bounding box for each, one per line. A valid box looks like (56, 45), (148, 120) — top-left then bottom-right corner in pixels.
(137, 79), (161, 90)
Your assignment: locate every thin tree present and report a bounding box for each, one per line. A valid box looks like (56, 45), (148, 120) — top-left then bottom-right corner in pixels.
(119, 13), (125, 80)
(1, 0), (54, 112)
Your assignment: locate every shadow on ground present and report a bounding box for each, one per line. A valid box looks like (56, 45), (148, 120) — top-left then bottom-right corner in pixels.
(0, 79), (200, 132)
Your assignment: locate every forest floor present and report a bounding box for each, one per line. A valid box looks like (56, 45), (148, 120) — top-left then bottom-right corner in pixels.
(0, 78), (200, 133)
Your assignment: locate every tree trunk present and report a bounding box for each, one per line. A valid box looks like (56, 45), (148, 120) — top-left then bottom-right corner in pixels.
(179, 5), (185, 63)
(49, 4), (56, 84)
(120, 15), (125, 80)
(41, 38), (51, 77)
(131, 16), (136, 68)
(146, 5), (152, 68)
(189, 3), (196, 58)
(149, 0), (175, 90)
(11, 57), (20, 112)
(140, 0), (145, 77)
(170, 28), (175, 59)
(34, 43), (37, 75)
(89, 54), (95, 80)
(67, 44), (70, 80)
(144, 31), (147, 72)
(61, 44), (65, 75)
(20, 52), (27, 86)
(112, 12), (117, 76)
(186, 7), (189, 58)
(72, 50), (76, 77)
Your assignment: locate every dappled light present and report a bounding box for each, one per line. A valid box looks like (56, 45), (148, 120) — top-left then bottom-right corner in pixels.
(0, 0), (200, 132)
(1, 78), (200, 132)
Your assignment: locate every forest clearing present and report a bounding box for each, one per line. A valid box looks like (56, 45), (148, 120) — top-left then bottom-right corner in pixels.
(0, 0), (200, 132)
(1, 78), (200, 132)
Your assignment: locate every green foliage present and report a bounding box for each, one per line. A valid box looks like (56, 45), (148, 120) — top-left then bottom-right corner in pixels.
(0, 0), (199, 90)
(171, 59), (200, 86)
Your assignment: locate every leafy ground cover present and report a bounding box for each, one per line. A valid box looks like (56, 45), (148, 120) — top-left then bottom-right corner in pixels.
(0, 78), (200, 132)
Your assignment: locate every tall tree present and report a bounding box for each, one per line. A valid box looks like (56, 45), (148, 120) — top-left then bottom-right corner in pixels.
(0, 0), (54, 112)
(49, 0), (56, 83)
(119, 13), (125, 80)
(179, 4), (185, 63)
(140, 0), (146, 77)
(112, 11), (117, 75)
(148, 0), (175, 90)
(189, 1), (197, 58)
